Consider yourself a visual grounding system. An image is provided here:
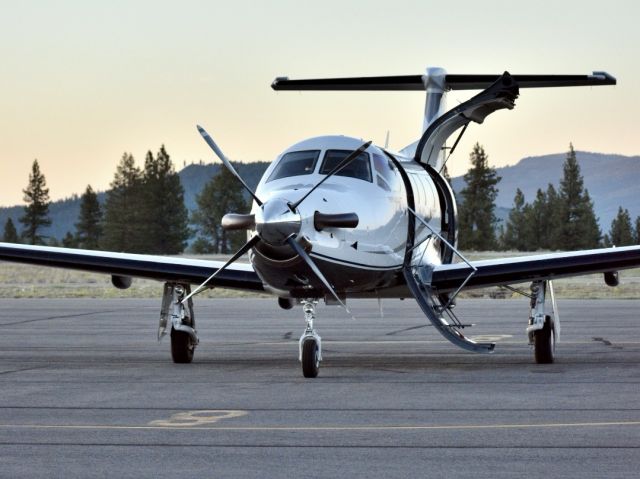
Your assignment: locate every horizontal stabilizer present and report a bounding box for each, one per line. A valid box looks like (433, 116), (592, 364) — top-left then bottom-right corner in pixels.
(272, 72), (616, 91)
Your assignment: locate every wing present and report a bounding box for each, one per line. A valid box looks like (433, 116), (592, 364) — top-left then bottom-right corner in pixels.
(0, 242), (264, 292)
(430, 246), (640, 292)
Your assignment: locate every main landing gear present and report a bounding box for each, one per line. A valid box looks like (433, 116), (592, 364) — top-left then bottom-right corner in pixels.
(159, 283), (199, 364)
(526, 280), (560, 364)
(299, 299), (322, 378)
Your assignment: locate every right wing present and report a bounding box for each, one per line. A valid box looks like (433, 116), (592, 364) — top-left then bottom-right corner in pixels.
(429, 246), (640, 293)
(0, 242), (264, 292)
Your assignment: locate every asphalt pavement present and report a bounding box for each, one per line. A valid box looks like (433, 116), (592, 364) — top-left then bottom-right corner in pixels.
(1, 297), (640, 478)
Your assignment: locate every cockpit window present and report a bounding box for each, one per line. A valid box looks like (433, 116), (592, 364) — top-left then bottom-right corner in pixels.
(373, 153), (397, 192)
(319, 150), (372, 182)
(267, 150), (320, 182)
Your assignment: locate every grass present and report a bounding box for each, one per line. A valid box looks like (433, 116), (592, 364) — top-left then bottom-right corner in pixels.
(0, 251), (638, 299)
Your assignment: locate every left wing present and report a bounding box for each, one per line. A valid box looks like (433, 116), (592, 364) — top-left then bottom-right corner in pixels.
(0, 242), (264, 292)
(429, 246), (640, 293)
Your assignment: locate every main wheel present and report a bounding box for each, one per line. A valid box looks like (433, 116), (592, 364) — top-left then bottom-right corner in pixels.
(301, 339), (320, 378)
(534, 315), (554, 364)
(171, 328), (195, 364)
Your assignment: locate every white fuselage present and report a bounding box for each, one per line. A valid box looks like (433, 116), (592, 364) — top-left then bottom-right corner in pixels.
(248, 135), (447, 299)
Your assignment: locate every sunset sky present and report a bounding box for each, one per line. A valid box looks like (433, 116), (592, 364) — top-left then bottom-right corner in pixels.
(1, 0), (638, 206)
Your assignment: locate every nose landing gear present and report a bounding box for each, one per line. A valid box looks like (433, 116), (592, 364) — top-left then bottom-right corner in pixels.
(299, 299), (322, 378)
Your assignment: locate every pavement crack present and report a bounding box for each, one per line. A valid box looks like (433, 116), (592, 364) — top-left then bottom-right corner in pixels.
(0, 310), (118, 327)
(385, 324), (430, 336)
(0, 366), (47, 376)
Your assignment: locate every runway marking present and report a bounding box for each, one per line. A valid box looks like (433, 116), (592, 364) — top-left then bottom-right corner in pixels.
(468, 335), (513, 342)
(148, 410), (247, 427)
(1, 420), (640, 432)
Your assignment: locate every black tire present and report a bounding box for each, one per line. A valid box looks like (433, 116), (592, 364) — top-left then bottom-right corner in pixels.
(301, 339), (320, 378)
(171, 329), (195, 364)
(534, 315), (554, 364)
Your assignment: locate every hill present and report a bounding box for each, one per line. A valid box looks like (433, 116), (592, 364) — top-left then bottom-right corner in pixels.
(450, 151), (640, 230)
(2, 151), (638, 241)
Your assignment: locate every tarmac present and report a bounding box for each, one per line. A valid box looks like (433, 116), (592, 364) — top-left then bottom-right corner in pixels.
(1, 297), (640, 478)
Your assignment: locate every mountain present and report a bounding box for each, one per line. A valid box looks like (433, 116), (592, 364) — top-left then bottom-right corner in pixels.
(451, 151), (640, 231)
(2, 151), (639, 242)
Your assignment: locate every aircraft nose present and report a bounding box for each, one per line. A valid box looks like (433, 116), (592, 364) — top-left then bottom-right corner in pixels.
(255, 197), (302, 245)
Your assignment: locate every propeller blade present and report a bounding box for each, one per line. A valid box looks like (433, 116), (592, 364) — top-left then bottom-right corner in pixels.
(285, 235), (353, 317)
(314, 212), (359, 231)
(197, 125), (263, 207)
(222, 213), (256, 231)
(181, 235), (261, 304)
(289, 140), (371, 211)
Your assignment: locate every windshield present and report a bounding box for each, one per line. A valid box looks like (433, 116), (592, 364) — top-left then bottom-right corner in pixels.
(319, 150), (372, 182)
(267, 150), (320, 182)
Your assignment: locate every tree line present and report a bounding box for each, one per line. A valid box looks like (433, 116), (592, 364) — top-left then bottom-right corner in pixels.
(1, 146), (247, 255)
(457, 142), (640, 251)
(2, 143), (639, 253)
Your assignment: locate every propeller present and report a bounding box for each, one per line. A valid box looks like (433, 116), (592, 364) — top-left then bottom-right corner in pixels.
(181, 235), (260, 304)
(286, 235), (352, 316)
(187, 125), (370, 311)
(197, 125), (263, 207)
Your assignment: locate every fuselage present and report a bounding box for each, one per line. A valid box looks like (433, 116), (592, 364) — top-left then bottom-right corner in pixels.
(247, 135), (456, 299)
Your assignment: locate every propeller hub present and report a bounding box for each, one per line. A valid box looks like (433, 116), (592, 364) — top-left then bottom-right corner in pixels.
(255, 198), (301, 245)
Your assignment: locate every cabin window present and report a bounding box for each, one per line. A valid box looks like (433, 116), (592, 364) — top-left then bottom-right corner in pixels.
(267, 150), (320, 182)
(319, 150), (372, 182)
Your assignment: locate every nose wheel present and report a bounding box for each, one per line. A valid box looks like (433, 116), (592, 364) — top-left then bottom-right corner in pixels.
(301, 338), (320, 378)
(299, 300), (322, 378)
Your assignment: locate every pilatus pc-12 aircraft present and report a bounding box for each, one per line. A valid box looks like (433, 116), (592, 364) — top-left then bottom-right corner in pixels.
(2, 67), (638, 378)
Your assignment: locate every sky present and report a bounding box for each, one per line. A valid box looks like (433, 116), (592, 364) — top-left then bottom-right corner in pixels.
(1, 0), (638, 206)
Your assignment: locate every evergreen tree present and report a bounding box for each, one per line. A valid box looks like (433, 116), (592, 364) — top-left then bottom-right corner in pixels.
(556, 144), (600, 250)
(526, 188), (546, 250)
(503, 189), (530, 251)
(140, 146), (189, 254)
(61, 231), (77, 248)
(19, 159), (51, 245)
(635, 217), (640, 244)
(607, 207), (634, 246)
(101, 153), (145, 252)
(542, 184), (562, 249)
(191, 166), (248, 254)
(457, 143), (501, 250)
(2, 218), (19, 243)
(75, 185), (103, 249)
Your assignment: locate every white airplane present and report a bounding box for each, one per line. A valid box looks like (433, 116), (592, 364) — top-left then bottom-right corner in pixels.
(2, 67), (638, 378)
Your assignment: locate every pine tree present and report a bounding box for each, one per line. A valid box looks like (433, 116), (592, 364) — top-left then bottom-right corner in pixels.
(542, 184), (562, 249)
(191, 166), (248, 254)
(101, 153), (145, 252)
(503, 189), (530, 251)
(75, 185), (103, 249)
(635, 216), (640, 244)
(62, 231), (77, 248)
(19, 159), (51, 245)
(140, 146), (189, 254)
(607, 207), (634, 246)
(457, 143), (501, 250)
(2, 218), (19, 243)
(556, 144), (600, 250)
